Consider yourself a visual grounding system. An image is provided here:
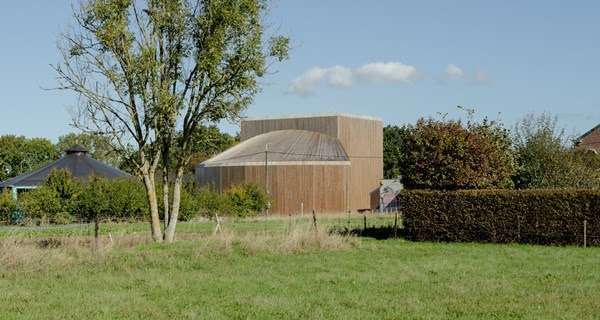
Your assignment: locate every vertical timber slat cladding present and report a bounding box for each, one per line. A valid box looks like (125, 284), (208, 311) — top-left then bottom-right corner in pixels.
(195, 113), (382, 214)
(337, 116), (383, 211)
(240, 115), (338, 141)
(239, 113), (383, 211)
(203, 165), (349, 214)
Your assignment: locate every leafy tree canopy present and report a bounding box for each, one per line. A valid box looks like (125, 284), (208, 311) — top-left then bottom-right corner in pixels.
(0, 135), (59, 181)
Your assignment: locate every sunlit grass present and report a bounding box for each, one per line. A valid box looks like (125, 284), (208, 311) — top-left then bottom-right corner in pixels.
(1, 214), (599, 319)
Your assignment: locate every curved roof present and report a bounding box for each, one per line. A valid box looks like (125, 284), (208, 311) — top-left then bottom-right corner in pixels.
(200, 130), (350, 167)
(0, 147), (130, 188)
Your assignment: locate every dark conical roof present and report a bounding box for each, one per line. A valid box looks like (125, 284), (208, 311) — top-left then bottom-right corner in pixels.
(0, 146), (130, 188)
(65, 145), (89, 154)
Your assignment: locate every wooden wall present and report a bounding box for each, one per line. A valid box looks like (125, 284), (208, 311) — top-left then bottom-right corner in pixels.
(196, 164), (350, 215)
(240, 116), (338, 141)
(240, 114), (383, 211)
(336, 116), (383, 211)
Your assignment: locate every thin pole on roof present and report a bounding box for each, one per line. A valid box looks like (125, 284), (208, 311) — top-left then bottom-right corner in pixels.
(265, 143), (270, 216)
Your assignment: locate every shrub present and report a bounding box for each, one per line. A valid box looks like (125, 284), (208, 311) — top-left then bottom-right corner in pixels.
(17, 169), (147, 224)
(401, 189), (600, 246)
(70, 177), (147, 222)
(222, 183), (271, 217)
(387, 116), (515, 190)
(18, 170), (81, 225)
(19, 186), (73, 225)
(0, 190), (18, 224)
(512, 113), (600, 189)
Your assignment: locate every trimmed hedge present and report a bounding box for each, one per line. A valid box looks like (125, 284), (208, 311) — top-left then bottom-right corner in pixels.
(401, 189), (600, 246)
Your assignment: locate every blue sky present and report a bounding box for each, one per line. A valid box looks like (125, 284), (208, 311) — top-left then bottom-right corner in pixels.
(1, 1), (599, 141)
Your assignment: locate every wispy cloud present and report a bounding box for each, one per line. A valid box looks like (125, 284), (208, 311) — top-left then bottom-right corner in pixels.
(471, 67), (491, 85)
(355, 62), (418, 83)
(445, 64), (464, 78)
(288, 61), (417, 96)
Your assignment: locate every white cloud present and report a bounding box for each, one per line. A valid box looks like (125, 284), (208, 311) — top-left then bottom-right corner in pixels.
(327, 65), (353, 87)
(288, 67), (329, 96)
(288, 61), (418, 96)
(288, 66), (355, 96)
(446, 64), (464, 78)
(355, 62), (418, 82)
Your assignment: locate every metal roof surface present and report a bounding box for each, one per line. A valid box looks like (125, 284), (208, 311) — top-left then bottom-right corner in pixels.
(200, 129), (350, 167)
(0, 148), (131, 188)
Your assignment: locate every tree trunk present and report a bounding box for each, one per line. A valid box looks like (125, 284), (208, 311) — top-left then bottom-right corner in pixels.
(164, 166), (184, 243)
(142, 171), (163, 242)
(162, 169), (170, 231)
(94, 217), (100, 251)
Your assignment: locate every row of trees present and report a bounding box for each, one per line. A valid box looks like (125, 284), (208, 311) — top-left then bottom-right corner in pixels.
(384, 112), (600, 190)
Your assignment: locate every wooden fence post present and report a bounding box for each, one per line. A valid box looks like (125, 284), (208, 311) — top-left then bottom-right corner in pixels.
(94, 217), (100, 252)
(394, 211), (398, 238)
(584, 219), (587, 248)
(363, 215), (367, 231)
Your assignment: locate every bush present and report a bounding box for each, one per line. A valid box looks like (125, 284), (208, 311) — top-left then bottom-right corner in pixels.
(17, 169), (147, 224)
(386, 116), (515, 190)
(0, 190), (18, 224)
(401, 189), (600, 245)
(222, 183), (271, 217)
(512, 113), (600, 189)
(19, 186), (73, 225)
(74, 177), (147, 222)
(169, 183), (270, 219)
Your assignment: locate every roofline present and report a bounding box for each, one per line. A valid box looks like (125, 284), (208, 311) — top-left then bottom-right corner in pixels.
(243, 113), (382, 122)
(576, 123), (600, 143)
(199, 161), (351, 167)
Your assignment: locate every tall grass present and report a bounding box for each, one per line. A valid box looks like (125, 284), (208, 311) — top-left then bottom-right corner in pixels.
(0, 222), (359, 273)
(197, 225), (359, 256)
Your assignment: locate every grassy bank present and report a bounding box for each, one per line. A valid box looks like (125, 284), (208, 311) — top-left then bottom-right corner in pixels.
(1, 215), (599, 319)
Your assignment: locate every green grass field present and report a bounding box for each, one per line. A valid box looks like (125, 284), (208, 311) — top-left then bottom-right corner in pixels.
(1, 215), (599, 319)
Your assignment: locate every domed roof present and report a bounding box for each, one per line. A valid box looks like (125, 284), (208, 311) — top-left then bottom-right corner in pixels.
(200, 130), (350, 167)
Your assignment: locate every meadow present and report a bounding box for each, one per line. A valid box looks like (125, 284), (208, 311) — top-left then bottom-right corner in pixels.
(1, 215), (599, 319)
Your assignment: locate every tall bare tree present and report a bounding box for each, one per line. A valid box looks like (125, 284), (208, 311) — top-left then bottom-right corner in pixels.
(54, 0), (289, 242)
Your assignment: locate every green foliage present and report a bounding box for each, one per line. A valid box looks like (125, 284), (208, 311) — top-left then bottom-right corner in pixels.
(222, 183), (271, 217)
(19, 169), (79, 224)
(183, 126), (238, 172)
(17, 169), (146, 224)
(0, 190), (17, 224)
(19, 187), (73, 225)
(160, 183), (271, 220)
(383, 125), (410, 179)
(75, 178), (147, 222)
(387, 116), (516, 190)
(56, 132), (122, 168)
(513, 113), (600, 189)
(0, 135), (59, 181)
(401, 189), (600, 245)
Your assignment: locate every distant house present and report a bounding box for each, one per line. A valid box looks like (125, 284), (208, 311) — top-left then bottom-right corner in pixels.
(371, 179), (403, 212)
(576, 124), (600, 153)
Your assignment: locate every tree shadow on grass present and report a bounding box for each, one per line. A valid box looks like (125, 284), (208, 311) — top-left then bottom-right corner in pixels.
(329, 225), (407, 240)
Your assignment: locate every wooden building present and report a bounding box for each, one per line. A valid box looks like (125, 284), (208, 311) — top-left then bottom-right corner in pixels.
(195, 113), (383, 215)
